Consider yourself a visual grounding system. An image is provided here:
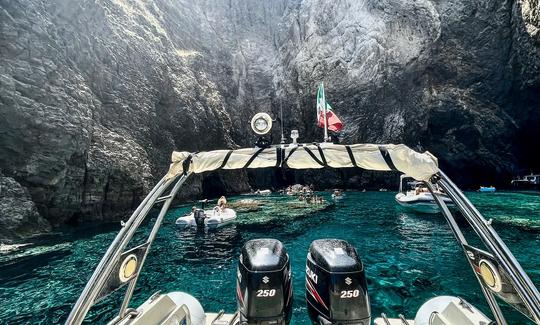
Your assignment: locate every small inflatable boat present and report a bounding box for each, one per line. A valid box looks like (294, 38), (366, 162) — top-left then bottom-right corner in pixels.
(175, 207), (237, 229)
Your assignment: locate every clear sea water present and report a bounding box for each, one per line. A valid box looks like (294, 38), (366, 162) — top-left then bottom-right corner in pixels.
(1, 191), (539, 324)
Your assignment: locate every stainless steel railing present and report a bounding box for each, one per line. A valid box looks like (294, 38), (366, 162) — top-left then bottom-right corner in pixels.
(65, 173), (190, 325)
(425, 179), (507, 325)
(428, 171), (540, 324)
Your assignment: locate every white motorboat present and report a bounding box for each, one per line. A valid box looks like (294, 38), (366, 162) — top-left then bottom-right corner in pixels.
(479, 186), (496, 192)
(511, 173), (540, 190)
(241, 189), (271, 196)
(396, 175), (454, 213)
(331, 189), (345, 200)
(66, 113), (540, 325)
(254, 189), (271, 195)
(175, 207), (236, 229)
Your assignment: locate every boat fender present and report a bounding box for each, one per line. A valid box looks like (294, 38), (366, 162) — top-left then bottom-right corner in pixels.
(167, 292), (206, 325)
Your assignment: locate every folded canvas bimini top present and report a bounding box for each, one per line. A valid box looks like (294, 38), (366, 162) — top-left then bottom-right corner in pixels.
(166, 143), (439, 181)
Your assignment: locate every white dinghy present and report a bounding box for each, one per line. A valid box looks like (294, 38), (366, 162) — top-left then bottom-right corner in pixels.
(176, 199), (237, 229)
(175, 207), (236, 229)
(396, 175), (454, 213)
(65, 112), (540, 325)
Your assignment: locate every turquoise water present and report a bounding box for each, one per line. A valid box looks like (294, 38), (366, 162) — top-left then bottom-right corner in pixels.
(1, 191), (539, 324)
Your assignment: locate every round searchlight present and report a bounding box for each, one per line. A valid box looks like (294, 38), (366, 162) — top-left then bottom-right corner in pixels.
(251, 113), (273, 135)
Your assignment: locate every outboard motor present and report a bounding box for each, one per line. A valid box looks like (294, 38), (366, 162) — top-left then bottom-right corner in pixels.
(193, 209), (206, 228)
(306, 239), (370, 325)
(237, 239), (293, 325)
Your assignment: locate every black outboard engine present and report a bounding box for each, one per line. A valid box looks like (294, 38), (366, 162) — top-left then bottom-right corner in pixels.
(306, 239), (370, 325)
(237, 239), (293, 325)
(193, 209), (206, 228)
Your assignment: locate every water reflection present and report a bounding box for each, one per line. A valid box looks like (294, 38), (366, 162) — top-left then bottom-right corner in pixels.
(174, 225), (242, 263)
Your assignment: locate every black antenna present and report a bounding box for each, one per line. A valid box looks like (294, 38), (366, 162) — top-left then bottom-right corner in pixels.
(280, 99), (286, 144)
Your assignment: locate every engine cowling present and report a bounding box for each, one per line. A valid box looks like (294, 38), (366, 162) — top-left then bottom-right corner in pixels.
(237, 238), (293, 325)
(306, 239), (370, 325)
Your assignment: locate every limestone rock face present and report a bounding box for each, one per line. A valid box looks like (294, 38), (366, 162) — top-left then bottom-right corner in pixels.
(0, 173), (51, 241)
(1, 0), (539, 241)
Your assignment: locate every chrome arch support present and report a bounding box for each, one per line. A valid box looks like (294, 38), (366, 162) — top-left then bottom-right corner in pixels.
(428, 171), (540, 324)
(424, 180), (507, 325)
(65, 173), (191, 325)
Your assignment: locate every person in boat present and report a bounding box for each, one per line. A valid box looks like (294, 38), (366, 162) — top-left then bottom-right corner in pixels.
(216, 196), (227, 212)
(415, 185), (428, 195)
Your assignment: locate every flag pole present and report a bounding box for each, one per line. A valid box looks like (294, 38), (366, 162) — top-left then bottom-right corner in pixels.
(321, 83), (328, 142)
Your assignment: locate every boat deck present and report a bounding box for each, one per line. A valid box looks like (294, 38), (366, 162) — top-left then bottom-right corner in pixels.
(204, 312), (415, 325)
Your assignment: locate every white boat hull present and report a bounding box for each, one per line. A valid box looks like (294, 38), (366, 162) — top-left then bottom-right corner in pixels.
(122, 291), (490, 325)
(395, 192), (454, 214)
(479, 187), (496, 192)
(175, 208), (237, 229)
(331, 194), (345, 200)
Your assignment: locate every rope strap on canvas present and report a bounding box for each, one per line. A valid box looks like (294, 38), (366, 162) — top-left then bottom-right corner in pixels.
(218, 150), (233, 169)
(303, 146), (325, 167)
(281, 147), (298, 168)
(243, 148), (266, 169)
(275, 147), (285, 167)
(378, 145), (398, 171)
(345, 145), (357, 168)
(316, 143), (328, 166)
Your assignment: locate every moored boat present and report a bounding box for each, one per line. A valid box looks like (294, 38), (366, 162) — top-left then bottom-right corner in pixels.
(175, 198), (237, 229)
(331, 189), (345, 200)
(395, 175), (454, 213)
(479, 186), (496, 192)
(254, 189), (271, 195)
(175, 207), (237, 229)
(511, 173), (540, 190)
(241, 189), (272, 196)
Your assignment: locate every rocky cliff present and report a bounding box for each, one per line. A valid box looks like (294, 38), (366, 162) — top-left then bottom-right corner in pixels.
(1, 0), (539, 242)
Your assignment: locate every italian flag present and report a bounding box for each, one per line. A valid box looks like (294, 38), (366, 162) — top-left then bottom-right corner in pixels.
(316, 83), (343, 132)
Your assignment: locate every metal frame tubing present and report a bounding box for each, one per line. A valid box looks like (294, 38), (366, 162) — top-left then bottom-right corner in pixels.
(117, 173), (191, 319)
(66, 175), (182, 325)
(436, 171), (540, 324)
(424, 181), (507, 325)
